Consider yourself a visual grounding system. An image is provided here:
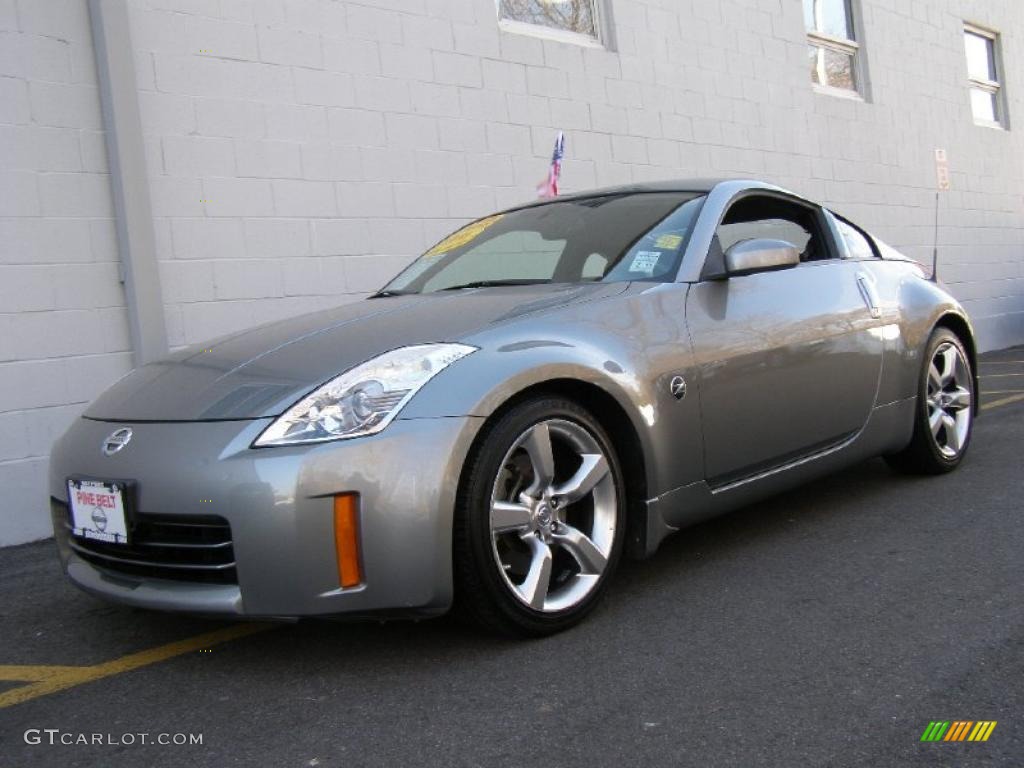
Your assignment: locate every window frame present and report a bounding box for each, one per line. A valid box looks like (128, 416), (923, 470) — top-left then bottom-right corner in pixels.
(825, 210), (881, 260)
(963, 23), (1007, 130)
(700, 191), (842, 281)
(495, 0), (611, 50)
(804, 0), (868, 100)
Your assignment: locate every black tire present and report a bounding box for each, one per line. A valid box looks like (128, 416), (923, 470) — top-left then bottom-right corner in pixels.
(885, 327), (975, 475)
(453, 396), (627, 637)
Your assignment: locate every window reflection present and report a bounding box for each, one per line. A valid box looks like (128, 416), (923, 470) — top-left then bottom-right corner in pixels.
(499, 0), (599, 39)
(809, 45), (855, 91)
(964, 31), (996, 81)
(963, 26), (1003, 126)
(803, 0), (853, 40)
(804, 0), (859, 94)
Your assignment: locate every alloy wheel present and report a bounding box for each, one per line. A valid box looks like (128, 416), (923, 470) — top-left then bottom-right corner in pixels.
(926, 342), (973, 459)
(489, 419), (617, 613)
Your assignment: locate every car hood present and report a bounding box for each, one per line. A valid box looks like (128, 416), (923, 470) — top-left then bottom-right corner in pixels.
(85, 283), (628, 421)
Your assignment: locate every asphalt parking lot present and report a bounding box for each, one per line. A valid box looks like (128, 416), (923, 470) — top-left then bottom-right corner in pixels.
(1, 347), (1022, 767)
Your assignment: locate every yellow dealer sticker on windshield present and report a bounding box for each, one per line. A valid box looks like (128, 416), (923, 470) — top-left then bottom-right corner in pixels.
(654, 233), (683, 250)
(426, 214), (504, 256)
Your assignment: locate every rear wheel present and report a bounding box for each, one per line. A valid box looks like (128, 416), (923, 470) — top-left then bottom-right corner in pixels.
(886, 327), (974, 474)
(453, 397), (626, 637)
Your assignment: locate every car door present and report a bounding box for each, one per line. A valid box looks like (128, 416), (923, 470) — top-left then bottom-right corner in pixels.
(685, 192), (884, 486)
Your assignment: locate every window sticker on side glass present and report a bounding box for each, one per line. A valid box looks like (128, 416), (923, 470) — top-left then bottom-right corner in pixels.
(425, 214), (504, 257)
(628, 251), (661, 274)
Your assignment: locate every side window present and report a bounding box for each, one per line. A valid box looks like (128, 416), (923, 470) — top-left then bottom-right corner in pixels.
(716, 196), (829, 262)
(603, 195), (706, 282)
(834, 217), (876, 259)
(421, 231), (565, 291)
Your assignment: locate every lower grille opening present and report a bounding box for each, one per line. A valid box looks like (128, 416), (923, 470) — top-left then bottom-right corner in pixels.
(55, 499), (237, 585)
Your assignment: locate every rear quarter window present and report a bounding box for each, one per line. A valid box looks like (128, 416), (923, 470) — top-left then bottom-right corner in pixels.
(835, 218), (877, 259)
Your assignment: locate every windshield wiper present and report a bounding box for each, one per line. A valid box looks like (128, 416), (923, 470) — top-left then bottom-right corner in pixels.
(437, 279), (552, 291)
(369, 289), (410, 298)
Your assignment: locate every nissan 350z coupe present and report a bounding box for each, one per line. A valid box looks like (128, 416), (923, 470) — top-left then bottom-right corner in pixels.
(50, 179), (978, 636)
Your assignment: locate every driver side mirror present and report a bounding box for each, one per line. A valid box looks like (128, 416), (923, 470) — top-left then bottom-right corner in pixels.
(724, 239), (800, 277)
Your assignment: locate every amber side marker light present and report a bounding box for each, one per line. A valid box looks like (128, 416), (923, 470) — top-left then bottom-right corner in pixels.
(333, 493), (363, 588)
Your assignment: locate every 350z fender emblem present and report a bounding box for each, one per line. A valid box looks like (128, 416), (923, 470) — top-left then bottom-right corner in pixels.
(669, 375), (687, 400)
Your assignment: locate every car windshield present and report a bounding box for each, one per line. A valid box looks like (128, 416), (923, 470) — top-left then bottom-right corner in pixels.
(380, 192), (706, 295)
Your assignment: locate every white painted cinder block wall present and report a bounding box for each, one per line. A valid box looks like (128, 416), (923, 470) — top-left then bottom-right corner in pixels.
(1, 0), (1023, 545)
(1, 0), (133, 545)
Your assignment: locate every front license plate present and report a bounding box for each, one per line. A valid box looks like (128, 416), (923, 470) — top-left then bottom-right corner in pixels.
(67, 478), (129, 544)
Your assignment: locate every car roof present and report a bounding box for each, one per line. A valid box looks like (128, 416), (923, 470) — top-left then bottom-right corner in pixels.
(507, 178), (789, 212)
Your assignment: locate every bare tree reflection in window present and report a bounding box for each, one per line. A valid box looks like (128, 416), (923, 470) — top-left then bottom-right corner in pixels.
(804, 0), (859, 92)
(808, 45), (855, 90)
(500, 0), (598, 38)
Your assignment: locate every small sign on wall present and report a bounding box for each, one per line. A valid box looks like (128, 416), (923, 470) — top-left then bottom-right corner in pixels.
(935, 149), (951, 191)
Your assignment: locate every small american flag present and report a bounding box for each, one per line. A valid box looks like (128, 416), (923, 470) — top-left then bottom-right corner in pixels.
(536, 131), (565, 199)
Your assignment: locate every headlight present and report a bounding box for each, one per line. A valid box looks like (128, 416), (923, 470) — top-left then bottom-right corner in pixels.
(253, 343), (476, 447)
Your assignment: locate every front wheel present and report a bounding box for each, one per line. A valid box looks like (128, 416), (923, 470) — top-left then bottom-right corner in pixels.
(453, 397), (626, 637)
(886, 327), (974, 474)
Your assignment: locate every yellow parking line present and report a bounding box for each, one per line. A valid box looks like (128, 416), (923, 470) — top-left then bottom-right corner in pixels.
(982, 392), (1024, 411)
(0, 665), (85, 681)
(0, 622), (274, 709)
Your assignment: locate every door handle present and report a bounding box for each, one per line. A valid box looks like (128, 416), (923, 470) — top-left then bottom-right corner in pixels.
(856, 272), (881, 319)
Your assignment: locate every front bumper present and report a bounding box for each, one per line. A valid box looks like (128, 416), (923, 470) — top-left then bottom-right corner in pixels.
(49, 415), (483, 618)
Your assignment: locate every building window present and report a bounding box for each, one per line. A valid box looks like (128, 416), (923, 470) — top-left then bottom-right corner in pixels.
(964, 24), (1005, 128)
(497, 0), (604, 47)
(804, 0), (861, 95)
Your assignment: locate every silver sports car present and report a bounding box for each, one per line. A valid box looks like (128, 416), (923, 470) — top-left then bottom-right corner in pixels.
(50, 179), (977, 636)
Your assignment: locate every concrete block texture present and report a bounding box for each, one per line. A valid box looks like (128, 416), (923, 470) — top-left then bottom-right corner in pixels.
(1, 0), (1023, 545)
(0, 0), (134, 544)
